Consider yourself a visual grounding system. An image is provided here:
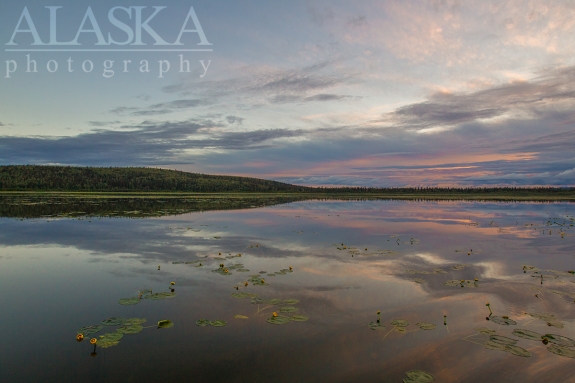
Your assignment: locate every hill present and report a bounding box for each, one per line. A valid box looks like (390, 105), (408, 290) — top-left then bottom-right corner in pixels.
(0, 165), (311, 192)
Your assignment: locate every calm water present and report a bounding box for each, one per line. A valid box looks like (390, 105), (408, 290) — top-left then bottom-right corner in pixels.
(1, 199), (574, 382)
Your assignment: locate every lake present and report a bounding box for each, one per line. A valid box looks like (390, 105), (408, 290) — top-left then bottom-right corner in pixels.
(1, 198), (574, 382)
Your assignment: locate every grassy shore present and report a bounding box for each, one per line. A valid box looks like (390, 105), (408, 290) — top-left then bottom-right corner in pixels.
(1, 190), (574, 201)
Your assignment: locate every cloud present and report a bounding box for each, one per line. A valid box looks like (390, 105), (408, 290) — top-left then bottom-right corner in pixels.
(88, 121), (122, 127)
(111, 99), (208, 117)
(226, 116), (244, 125)
(0, 118), (309, 166)
(161, 61), (354, 108)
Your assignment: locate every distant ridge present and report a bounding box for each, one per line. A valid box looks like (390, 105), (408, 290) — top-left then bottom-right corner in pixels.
(0, 165), (573, 197)
(0, 165), (310, 192)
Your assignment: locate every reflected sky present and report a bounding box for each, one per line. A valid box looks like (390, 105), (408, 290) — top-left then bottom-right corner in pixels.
(1, 200), (574, 382)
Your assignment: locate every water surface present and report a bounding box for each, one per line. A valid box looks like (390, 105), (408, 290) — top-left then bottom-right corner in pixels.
(1, 199), (574, 382)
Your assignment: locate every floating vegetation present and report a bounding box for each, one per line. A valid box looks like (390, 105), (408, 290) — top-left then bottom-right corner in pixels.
(247, 276), (269, 286)
(266, 314), (291, 325)
(368, 321), (386, 331)
(525, 312), (564, 328)
(117, 324), (144, 334)
(488, 316), (517, 325)
(414, 278), (426, 284)
(142, 292), (176, 300)
(415, 322), (436, 330)
(475, 327), (496, 336)
(196, 319), (211, 327)
(234, 315), (248, 319)
(543, 334), (575, 347)
(402, 370), (435, 383)
(98, 331), (124, 348)
(505, 345), (531, 357)
(212, 264), (233, 276)
(157, 320), (174, 329)
(279, 306), (298, 313)
(250, 297), (266, 304)
(78, 325), (103, 336)
(489, 335), (517, 346)
(210, 320), (227, 327)
(290, 315), (309, 322)
(450, 264), (468, 271)
(512, 329), (543, 341)
(391, 319), (409, 327)
(547, 345), (575, 358)
(236, 269), (250, 272)
(101, 317), (126, 326)
(118, 297), (140, 306)
(282, 299), (300, 305)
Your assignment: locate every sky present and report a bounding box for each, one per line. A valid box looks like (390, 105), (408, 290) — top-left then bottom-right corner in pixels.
(1, 0), (574, 187)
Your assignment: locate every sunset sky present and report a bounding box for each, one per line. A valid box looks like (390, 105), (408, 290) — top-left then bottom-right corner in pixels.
(1, 0), (574, 187)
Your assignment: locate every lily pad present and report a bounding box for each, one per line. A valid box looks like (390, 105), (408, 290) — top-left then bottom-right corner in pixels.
(236, 269), (250, 272)
(290, 315), (309, 322)
(391, 319), (409, 327)
(483, 340), (508, 351)
(489, 335), (517, 346)
(143, 292), (176, 300)
(403, 370), (435, 383)
(210, 320), (227, 327)
(116, 324), (144, 334)
(78, 325), (103, 336)
(101, 317), (126, 326)
(234, 315), (248, 319)
(512, 329), (543, 341)
(118, 297), (140, 306)
(266, 299), (283, 305)
(196, 319), (211, 327)
(368, 321), (386, 331)
(505, 345), (531, 357)
(451, 264), (467, 270)
(279, 306), (299, 313)
(266, 315), (291, 325)
(489, 316), (517, 325)
(99, 332), (123, 342)
(124, 318), (147, 325)
(416, 322), (436, 330)
(547, 345), (575, 358)
(251, 297), (266, 304)
(475, 327), (496, 335)
(544, 334), (575, 347)
(157, 320), (174, 329)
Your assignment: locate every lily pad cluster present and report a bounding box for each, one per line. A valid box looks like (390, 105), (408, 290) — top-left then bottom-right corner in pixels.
(118, 289), (176, 305)
(195, 319), (227, 327)
(76, 317), (168, 349)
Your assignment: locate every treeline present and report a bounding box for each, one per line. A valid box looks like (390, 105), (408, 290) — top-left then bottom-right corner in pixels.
(0, 165), (311, 192)
(314, 186), (575, 195)
(0, 165), (573, 194)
